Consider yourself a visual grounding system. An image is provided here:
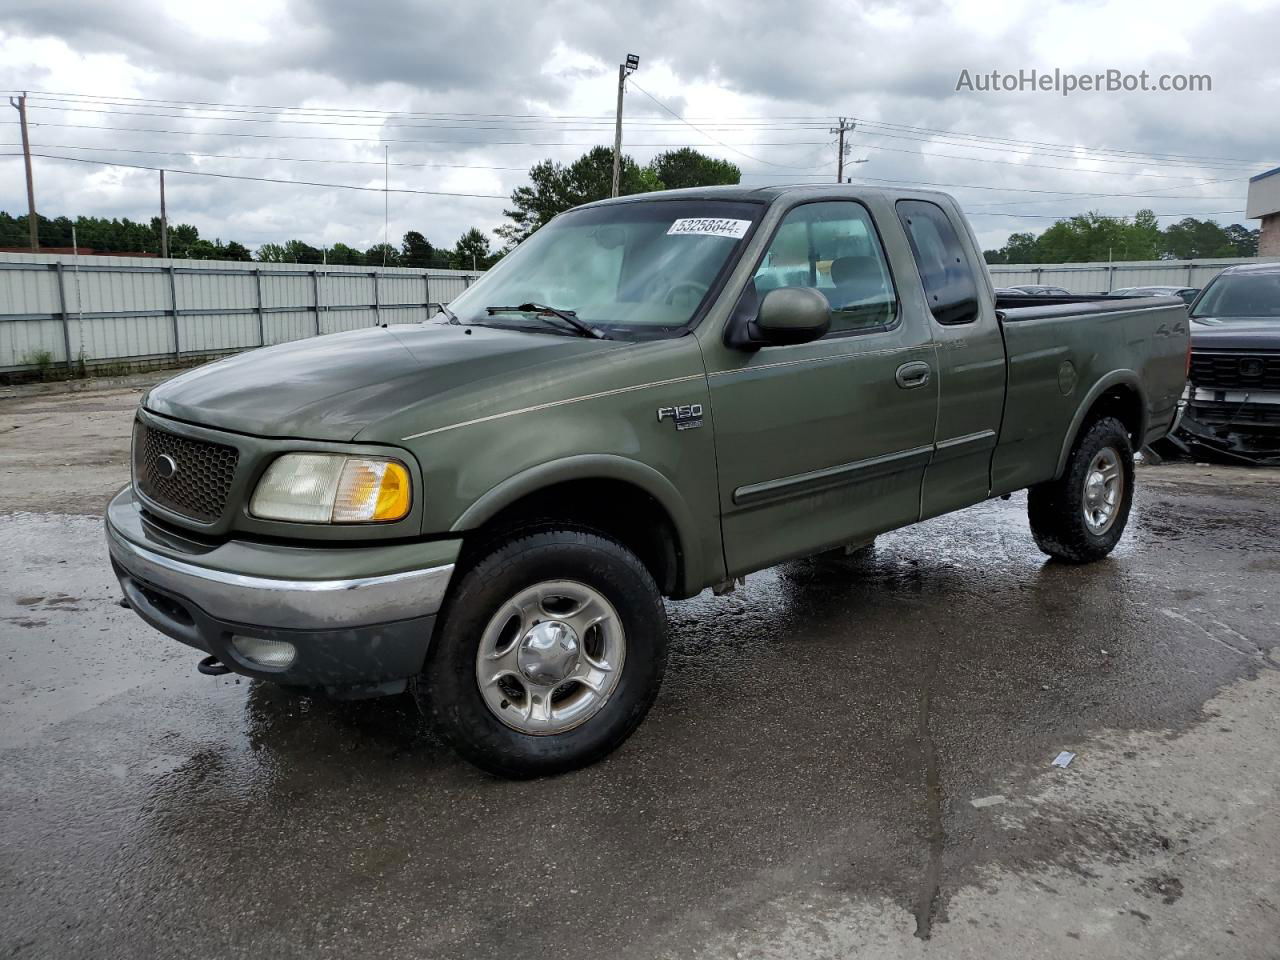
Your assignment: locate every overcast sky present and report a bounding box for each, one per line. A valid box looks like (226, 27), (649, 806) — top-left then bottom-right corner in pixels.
(2, 0), (1278, 255)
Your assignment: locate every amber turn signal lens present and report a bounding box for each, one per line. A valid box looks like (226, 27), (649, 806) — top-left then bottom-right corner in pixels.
(333, 459), (411, 523)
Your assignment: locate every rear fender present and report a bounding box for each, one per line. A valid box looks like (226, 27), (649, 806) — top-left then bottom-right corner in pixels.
(1054, 370), (1146, 478)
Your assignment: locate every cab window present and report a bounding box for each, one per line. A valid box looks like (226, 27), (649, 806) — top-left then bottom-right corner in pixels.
(752, 201), (897, 335)
(896, 200), (980, 325)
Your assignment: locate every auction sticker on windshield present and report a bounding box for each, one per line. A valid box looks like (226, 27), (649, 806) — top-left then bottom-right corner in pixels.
(667, 218), (752, 239)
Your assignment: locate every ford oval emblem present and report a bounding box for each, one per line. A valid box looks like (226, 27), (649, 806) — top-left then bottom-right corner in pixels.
(155, 453), (179, 479)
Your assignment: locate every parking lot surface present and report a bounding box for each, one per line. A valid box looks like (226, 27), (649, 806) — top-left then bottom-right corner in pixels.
(2, 381), (1278, 959)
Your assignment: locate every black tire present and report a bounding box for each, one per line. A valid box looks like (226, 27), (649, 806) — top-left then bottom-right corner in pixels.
(1028, 416), (1135, 563)
(413, 528), (667, 778)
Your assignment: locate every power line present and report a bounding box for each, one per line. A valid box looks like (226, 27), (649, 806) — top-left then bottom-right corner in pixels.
(0, 152), (510, 199)
(8, 141), (531, 171)
(832, 137), (1249, 180)
(8, 119), (831, 149)
(22, 102), (838, 133)
(0, 142), (1247, 203)
(625, 80), (833, 171)
(0, 152), (1245, 222)
(27, 99), (1266, 176)
(21, 91), (1270, 169)
(9, 118), (1240, 182)
(2, 140), (824, 181)
(18, 89), (837, 122)
(845, 115), (1268, 168)
(844, 125), (1260, 172)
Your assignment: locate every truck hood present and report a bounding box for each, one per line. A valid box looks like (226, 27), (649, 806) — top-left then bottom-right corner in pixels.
(1190, 316), (1280, 351)
(144, 323), (628, 442)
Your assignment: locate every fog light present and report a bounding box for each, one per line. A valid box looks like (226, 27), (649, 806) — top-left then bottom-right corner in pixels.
(231, 635), (297, 668)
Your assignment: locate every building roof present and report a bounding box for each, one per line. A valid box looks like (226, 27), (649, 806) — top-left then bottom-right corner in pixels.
(1246, 166), (1280, 218)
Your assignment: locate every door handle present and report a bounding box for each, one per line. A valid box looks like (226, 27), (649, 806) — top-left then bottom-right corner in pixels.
(895, 361), (931, 389)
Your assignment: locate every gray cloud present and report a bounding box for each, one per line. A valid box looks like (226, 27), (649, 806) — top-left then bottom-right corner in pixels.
(2, 0), (1277, 253)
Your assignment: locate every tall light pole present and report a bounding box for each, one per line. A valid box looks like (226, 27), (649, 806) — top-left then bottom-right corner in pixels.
(8, 92), (38, 250)
(611, 54), (640, 198)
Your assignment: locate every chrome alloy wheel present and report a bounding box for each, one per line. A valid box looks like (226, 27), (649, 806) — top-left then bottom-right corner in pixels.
(475, 580), (626, 735)
(1082, 446), (1123, 535)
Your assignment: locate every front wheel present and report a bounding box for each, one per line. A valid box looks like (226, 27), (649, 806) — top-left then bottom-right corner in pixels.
(414, 529), (667, 778)
(1028, 416), (1135, 563)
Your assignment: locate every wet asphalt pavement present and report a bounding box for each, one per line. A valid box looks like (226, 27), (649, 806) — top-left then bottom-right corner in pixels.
(2, 382), (1278, 959)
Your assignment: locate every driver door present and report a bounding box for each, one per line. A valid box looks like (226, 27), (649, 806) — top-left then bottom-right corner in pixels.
(701, 199), (939, 576)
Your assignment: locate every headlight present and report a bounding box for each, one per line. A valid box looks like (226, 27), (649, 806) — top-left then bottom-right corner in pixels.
(249, 453), (411, 523)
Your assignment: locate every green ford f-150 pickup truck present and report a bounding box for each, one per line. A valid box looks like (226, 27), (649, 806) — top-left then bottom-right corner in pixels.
(107, 185), (1189, 776)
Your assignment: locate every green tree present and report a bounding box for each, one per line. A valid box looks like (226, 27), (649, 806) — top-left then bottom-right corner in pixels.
(184, 239), (221, 259)
(256, 242), (288, 262)
(282, 239), (323, 263)
(650, 147), (740, 190)
(498, 146), (654, 245)
(221, 240), (252, 262)
(326, 242), (366, 265)
(985, 231), (1042, 264)
(400, 230), (436, 268)
(1126, 209), (1163, 261)
(364, 242), (401, 266)
(1224, 223), (1260, 257)
(1161, 217), (1236, 259)
(166, 224), (201, 259)
(1037, 212), (1129, 262)
(452, 227), (492, 270)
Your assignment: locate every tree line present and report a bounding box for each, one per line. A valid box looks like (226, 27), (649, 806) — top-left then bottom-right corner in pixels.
(983, 210), (1260, 264)
(0, 212), (502, 270)
(3, 150), (1262, 270)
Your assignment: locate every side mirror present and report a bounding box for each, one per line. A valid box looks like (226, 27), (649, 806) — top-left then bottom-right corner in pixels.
(750, 287), (831, 347)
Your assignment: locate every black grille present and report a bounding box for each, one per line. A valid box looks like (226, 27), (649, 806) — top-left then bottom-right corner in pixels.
(1189, 350), (1280, 391)
(133, 420), (239, 523)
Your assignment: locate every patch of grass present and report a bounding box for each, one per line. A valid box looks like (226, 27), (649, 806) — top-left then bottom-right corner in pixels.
(20, 349), (55, 381)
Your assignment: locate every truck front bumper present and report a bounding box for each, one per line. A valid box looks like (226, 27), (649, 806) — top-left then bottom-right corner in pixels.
(105, 486), (460, 694)
(1169, 391), (1280, 466)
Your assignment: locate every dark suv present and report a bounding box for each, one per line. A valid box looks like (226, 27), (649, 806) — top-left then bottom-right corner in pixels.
(1171, 262), (1280, 463)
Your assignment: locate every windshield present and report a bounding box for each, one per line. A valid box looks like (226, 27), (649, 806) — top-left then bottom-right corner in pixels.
(1191, 273), (1280, 319)
(445, 199), (762, 338)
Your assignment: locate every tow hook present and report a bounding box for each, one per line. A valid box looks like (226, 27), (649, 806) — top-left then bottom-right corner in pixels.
(197, 655), (231, 676)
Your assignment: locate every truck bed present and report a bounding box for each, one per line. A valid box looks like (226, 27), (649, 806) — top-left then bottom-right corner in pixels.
(990, 294), (1190, 493)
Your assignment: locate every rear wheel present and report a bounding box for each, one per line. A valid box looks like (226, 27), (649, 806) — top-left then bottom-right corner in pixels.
(414, 528), (667, 778)
(1028, 416), (1134, 563)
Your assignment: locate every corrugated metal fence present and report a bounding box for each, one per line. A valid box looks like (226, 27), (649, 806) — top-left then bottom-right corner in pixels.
(989, 256), (1280, 293)
(0, 253), (483, 374)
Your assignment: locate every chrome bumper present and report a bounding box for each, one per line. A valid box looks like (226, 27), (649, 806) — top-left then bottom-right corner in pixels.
(107, 524), (454, 630)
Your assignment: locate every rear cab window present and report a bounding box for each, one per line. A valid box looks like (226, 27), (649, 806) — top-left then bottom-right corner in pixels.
(896, 200), (980, 325)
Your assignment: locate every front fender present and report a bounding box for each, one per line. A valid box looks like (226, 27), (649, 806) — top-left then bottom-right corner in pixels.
(450, 454), (708, 596)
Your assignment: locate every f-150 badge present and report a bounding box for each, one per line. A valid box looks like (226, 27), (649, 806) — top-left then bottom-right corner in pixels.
(657, 403), (704, 431)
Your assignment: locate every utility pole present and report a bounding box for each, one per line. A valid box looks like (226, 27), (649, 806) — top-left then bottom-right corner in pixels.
(611, 54), (640, 198)
(383, 146), (390, 266)
(8, 92), (38, 250)
(830, 117), (854, 183)
(159, 169), (170, 259)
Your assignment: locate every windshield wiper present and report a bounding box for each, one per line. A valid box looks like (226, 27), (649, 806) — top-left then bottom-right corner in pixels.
(485, 302), (606, 339)
(436, 302), (460, 324)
